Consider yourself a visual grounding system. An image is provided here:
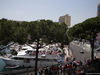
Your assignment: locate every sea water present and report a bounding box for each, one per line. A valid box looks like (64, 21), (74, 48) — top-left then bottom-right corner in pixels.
(0, 48), (9, 72)
(0, 56), (6, 72)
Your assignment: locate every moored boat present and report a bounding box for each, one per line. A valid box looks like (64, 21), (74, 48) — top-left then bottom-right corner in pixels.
(6, 65), (19, 69)
(2, 54), (59, 68)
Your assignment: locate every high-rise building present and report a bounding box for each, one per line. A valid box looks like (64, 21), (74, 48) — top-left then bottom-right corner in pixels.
(59, 14), (71, 27)
(97, 3), (100, 17)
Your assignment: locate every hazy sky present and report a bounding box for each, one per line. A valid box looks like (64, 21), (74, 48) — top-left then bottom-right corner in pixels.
(0, 0), (100, 26)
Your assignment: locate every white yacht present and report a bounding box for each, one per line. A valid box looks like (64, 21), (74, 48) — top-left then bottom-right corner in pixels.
(2, 54), (59, 68)
(2, 44), (68, 68)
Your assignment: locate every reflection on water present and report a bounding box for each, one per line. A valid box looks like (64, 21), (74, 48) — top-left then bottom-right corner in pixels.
(0, 57), (6, 72)
(0, 48), (10, 72)
(0, 49), (10, 72)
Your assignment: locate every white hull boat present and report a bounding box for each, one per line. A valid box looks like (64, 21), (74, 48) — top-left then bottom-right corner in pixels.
(2, 55), (58, 68)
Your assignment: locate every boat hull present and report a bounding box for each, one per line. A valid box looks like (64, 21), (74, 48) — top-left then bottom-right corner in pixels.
(2, 57), (58, 68)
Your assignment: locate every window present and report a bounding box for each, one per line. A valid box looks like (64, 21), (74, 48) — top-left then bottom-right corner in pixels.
(24, 58), (30, 63)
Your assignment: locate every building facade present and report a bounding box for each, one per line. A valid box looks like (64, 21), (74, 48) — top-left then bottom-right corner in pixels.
(59, 14), (71, 27)
(97, 3), (100, 17)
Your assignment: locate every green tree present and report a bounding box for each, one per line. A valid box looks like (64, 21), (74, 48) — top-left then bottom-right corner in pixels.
(68, 17), (100, 60)
(0, 19), (16, 45)
(28, 20), (68, 75)
(82, 17), (100, 60)
(0, 18), (28, 49)
(0, 18), (69, 75)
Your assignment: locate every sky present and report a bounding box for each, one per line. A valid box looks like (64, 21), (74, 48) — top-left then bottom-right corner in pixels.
(0, 0), (100, 26)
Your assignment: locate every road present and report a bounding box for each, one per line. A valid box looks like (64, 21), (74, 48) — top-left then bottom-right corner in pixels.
(69, 42), (91, 63)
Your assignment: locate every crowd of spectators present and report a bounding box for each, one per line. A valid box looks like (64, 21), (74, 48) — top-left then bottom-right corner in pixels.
(37, 57), (100, 75)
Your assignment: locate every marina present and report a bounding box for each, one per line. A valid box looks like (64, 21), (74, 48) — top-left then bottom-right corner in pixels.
(0, 43), (73, 75)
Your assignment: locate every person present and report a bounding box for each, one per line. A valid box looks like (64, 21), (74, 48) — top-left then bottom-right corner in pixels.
(78, 70), (81, 74)
(64, 65), (66, 69)
(47, 66), (50, 72)
(80, 61), (82, 66)
(63, 65), (66, 75)
(67, 57), (69, 61)
(38, 66), (42, 75)
(56, 65), (59, 75)
(67, 64), (70, 69)
(53, 66), (56, 71)
(72, 63), (77, 70)
(69, 64), (72, 68)
(59, 66), (62, 75)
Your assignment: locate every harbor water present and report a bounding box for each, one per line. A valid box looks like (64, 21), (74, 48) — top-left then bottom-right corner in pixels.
(0, 57), (6, 72)
(0, 48), (10, 72)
